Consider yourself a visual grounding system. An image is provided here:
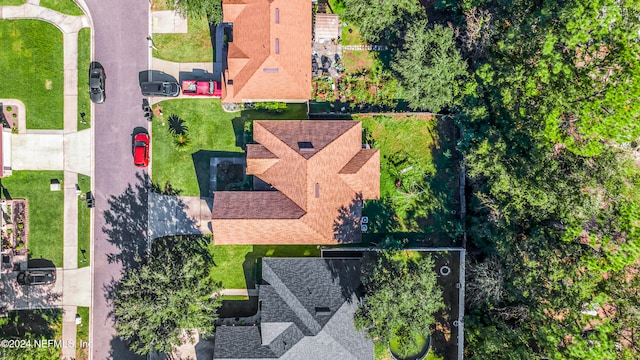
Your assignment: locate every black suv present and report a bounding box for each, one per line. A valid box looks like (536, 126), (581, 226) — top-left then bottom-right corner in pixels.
(17, 268), (56, 285)
(141, 81), (180, 97)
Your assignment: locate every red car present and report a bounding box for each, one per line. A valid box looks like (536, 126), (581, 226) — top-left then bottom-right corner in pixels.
(181, 80), (222, 97)
(133, 133), (150, 167)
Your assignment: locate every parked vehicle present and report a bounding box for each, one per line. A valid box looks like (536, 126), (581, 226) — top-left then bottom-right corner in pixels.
(89, 63), (105, 104)
(141, 81), (180, 97)
(181, 80), (222, 97)
(133, 133), (150, 168)
(17, 268), (56, 285)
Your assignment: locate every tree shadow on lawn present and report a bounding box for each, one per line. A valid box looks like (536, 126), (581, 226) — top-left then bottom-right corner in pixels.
(192, 150), (245, 198)
(0, 308), (62, 338)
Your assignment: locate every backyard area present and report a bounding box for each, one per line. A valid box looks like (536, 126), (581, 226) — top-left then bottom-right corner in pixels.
(0, 171), (64, 267)
(208, 244), (321, 289)
(0, 20), (64, 129)
(357, 114), (461, 245)
(152, 99), (307, 197)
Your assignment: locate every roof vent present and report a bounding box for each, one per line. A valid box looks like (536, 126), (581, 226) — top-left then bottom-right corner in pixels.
(275, 8), (279, 24)
(315, 183), (320, 198)
(263, 68), (279, 73)
(298, 142), (314, 150)
(227, 79), (233, 85)
(275, 38), (280, 54)
(315, 307), (331, 316)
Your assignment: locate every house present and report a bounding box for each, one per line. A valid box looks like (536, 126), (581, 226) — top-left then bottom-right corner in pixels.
(221, 0), (312, 103)
(211, 120), (380, 245)
(213, 258), (373, 360)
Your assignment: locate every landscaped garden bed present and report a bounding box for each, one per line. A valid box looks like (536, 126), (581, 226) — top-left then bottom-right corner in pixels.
(0, 20), (64, 129)
(1, 104), (19, 133)
(1, 199), (29, 268)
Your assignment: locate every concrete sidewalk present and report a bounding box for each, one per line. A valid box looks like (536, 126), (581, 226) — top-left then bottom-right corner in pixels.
(152, 10), (188, 34)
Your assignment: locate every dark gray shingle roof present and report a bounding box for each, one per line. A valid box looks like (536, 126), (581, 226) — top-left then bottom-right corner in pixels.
(213, 258), (372, 360)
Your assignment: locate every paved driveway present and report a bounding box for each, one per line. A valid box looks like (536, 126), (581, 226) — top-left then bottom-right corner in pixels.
(85, 0), (149, 359)
(11, 132), (64, 170)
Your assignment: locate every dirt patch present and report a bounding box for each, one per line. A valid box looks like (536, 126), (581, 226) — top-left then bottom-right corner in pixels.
(45, 80), (52, 90)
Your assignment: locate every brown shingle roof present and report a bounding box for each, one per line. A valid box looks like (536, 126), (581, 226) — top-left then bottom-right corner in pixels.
(221, 0), (312, 103)
(212, 120), (380, 245)
(213, 191), (305, 219)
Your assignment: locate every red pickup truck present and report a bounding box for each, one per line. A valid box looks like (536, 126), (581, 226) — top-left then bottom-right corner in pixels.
(181, 80), (222, 97)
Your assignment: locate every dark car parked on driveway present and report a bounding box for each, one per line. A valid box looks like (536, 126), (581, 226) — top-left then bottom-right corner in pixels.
(89, 62), (105, 104)
(17, 268), (56, 285)
(141, 81), (180, 97)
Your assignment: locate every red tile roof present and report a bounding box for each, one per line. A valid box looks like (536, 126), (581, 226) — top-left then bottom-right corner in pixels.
(212, 120), (380, 245)
(221, 0), (312, 103)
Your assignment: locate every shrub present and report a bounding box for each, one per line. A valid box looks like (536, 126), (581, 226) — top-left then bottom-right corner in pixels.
(6, 106), (12, 112)
(173, 133), (191, 151)
(252, 102), (287, 113)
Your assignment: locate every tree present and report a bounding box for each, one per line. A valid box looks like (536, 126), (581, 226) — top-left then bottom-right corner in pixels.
(113, 235), (222, 355)
(168, 0), (223, 25)
(355, 251), (444, 356)
(392, 21), (468, 112)
(343, 0), (425, 44)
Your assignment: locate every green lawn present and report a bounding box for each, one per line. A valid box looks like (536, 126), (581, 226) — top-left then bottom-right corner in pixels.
(40, 0), (84, 16)
(77, 27), (91, 130)
(152, 15), (213, 63)
(152, 99), (307, 197)
(1, 171), (64, 266)
(77, 175), (90, 267)
(76, 306), (89, 359)
(209, 244), (320, 289)
(76, 307), (89, 340)
(0, 20), (64, 129)
(0, 0), (25, 4)
(357, 115), (460, 237)
(152, 99), (244, 197)
(152, 0), (173, 11)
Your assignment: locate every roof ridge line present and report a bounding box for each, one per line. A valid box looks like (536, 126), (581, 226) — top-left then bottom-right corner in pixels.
(263, 261), (322, 334)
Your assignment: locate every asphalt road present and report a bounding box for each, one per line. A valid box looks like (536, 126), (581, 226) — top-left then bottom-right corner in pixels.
(85, 1), (149, 359)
